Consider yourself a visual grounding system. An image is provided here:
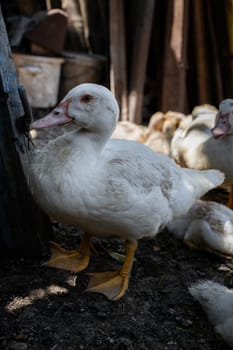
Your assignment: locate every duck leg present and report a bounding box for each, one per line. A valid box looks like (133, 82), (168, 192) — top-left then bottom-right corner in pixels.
(227, 184), (233, 209)
(86, 240), (138, 300)
(44, 233), (93, 272)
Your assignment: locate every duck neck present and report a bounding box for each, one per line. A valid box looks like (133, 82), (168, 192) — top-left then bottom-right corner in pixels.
(69, 128), (111, 156)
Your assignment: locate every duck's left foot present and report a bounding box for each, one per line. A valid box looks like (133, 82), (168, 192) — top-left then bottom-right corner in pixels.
(85, 240), (138, 300)
(86, 270), (129, 300)
(43, 233), (92, 273)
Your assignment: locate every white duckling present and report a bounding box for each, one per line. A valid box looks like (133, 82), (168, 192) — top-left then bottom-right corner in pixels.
(177, 104), (217, 131)
(171, 104), (218, 167)
(167, 200), (233, 257)
(189, 280), (233, 348)
(171, 99), (233, 207)
(145, 111), (185, 156)
(147, 111), (165, 132)
(111, 120), (149, 143)
(29, 83), (224, 300)
(144, 119), (174, 156)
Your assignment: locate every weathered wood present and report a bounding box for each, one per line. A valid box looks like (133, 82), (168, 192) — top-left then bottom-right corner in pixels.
(226, 0), (233, 56)
(226, 0), (233, 94)
(161, 0), (188, 113)
(192, 0), (210, 103)
(0, 5), (52, 257)
(206, 0), (224, 102)
(61, 0), (86, 52)
(109, 0), (128, 121)
(59, 52), (106, 99)
(161, 0), (179, 112)
(78, 0), (109, 56)
(128, 0), (155, 124)
(15, 0), (41, 16)
(170, 0), (189, 113)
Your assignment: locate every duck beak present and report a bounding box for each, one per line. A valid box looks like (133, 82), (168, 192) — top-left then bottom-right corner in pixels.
(211, 112), (230, 139)
(30, 100), (74, 129)
(30, 112), (73, 129)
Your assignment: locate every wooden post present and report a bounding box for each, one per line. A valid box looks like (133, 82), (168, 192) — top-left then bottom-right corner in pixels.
(109, 0), (128, 121)
(170, 0), (189, 112)
(0, 6), (52, 257)
(192, 0), (210, 103)
(206, 1), (224, 102)
(128, 0), (155, 124)
(161, 0), (189, 113)
(226, 0), (233, 94)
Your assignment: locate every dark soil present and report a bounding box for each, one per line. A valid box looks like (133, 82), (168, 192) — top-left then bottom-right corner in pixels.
(1, 212), (233, 350)
(1, 121), (232, 350)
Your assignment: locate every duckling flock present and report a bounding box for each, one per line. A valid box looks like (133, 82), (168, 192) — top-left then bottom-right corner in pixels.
(30, 84), (233, 347)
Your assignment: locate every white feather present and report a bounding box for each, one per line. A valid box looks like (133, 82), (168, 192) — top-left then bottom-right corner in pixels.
(189, 280), (233, 348)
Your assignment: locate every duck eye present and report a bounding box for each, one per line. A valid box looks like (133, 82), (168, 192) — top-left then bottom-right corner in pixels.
(80, 94), (93, 103)
(54, 110), (60, 115)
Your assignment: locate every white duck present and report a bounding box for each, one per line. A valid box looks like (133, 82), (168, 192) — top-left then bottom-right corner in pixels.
(29, 83), (224, 300)
(171, 99), (233, 207)
(189, 280), (233, 348)
(167, 200), (233, 257)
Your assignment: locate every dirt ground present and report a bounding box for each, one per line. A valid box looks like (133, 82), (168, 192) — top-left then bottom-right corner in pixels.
(1, 221), (232, 350)
(1, 121), (232, 350)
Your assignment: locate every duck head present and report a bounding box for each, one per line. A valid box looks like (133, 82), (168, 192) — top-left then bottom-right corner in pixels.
(30, 83), (120, 135)
(211, 99), (233, 139)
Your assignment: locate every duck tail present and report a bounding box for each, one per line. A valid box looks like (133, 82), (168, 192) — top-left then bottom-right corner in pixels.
(200, 169), (225, 188)
(183, 168), (225, 197)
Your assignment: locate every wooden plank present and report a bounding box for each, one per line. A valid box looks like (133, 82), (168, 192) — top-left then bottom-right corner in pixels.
(61, 0), (86, 52)
(15, 0), (41, 16)
(128, 0), (155, 124)
(0, 5), (52, 257)
(192, 0), (210, 103)
(170, 0), (189, 113)
(161, 0), (189, 113)
(206, 0), (224, 102)
(226, 0), (233, 56)
(161, 0), (179, 112)
(78, 0), (109, 56)
(226, 0), (233, 94)
(109, 0), (128, 121)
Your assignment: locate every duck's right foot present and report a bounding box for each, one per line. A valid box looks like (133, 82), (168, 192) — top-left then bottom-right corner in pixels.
(43, 234), (92, 273)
